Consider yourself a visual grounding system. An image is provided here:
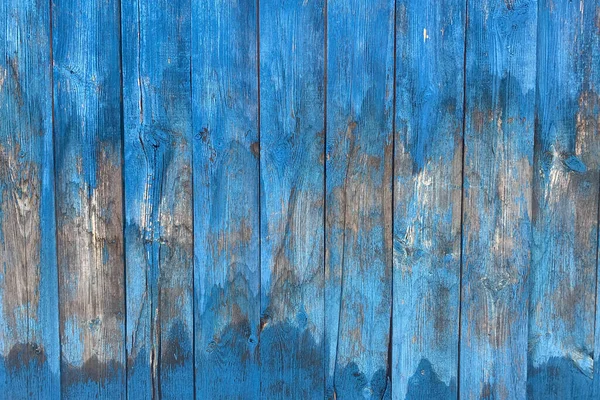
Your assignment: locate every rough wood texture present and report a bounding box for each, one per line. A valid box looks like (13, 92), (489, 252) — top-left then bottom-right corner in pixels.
(528, 1), (600, 398)
(460, 0), (537, 398)
(0, 0), (60, 397)
(122, 0), (194, 398)
(259, 0), (325, 398)
(52, 0), (126, 397)
(325, 0), (394, 398)
(192, 0), (261, 398)
(3, 2), (600, 398)
(392, 0), (464, 398)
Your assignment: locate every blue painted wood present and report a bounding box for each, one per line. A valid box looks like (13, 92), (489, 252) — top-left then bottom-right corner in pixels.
(0, 0), (60, 397)
(460, 0), (537, 398)
(325, 0), (394, 398)
(529, 1), (600, 398)
(392, 0), (465, 398)
(192, 0), (260, 398)
(4, 2), (600, 398)
(259, 0), (325, 398)
(52, 0), (126, 397)
(122, 0), (194, 398)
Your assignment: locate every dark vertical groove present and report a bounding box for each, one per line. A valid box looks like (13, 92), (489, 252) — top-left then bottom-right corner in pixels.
(189, 0), (196, 398)
(528, 0), (542, 390)
(457, 0), (468, 398)
(256, 0), (262, 395)
(323, 0), (328, 395)
(386, 0), (397, 395)
(49, 0), (63, 395)
(117, 0), (128, 397)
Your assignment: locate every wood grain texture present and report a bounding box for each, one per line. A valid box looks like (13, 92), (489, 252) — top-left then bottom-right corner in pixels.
(192, 0), (260, 398)
(460, 0), (536, 398)
(52, 0), (126, 397)
(259, 0), (325, 398)
(325, 0), (394, 398)
(0, 0), (60, 397)
(4, 2), (600, 398)
(392, 0), (464, 398)
(528, 1), (600, 398)
(122, 0), (194, 398)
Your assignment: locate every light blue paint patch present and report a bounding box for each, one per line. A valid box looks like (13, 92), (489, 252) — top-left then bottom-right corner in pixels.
(62, 318), (84, 368)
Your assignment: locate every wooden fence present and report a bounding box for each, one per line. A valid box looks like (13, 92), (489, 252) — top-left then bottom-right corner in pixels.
(0, 0), (599, 398)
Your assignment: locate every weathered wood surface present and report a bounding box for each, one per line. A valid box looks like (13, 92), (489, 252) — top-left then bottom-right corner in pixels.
(0, 0), (60, 397)
(392, 0), (464, 398)
(529, 1), (600, 399)
(2, 2), (600, 399)
(122, 0), (194, 398)
(192, 0), (260, 398)
(259, 0), (325, 398)
(325, 0), (395, 398)
(460, 0), (537, 398)
(52, 0), (126, 398)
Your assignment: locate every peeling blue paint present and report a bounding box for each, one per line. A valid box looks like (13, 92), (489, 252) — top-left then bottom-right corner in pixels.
(1, 0), (599, 398)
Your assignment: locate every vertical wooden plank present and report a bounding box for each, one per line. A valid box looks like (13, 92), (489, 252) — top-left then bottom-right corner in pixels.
(595, 0), (600, 377)
(122, 0), (194, 398)
(392, 0), (464, 398)
(52, 0), (126, 397)
(528, 0), (600, 398)
(460, 0), (536, 398)
(259, 0), (325, 398)
(0, 0), (60, 397)
(325, 0), (394, 398)
(192, 0), (260, 398)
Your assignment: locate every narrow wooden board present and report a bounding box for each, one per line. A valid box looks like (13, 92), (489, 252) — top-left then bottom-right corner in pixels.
(459, 0), (537, 398)
(122, 0), (194, 398)
(192, 0), (260, 397)
(528, 1), (600, 398)
(392, 0), (465, 398)
(259, 0), (326, 398)
(0, 0), (60, 397)
(52, 0), (126, 397)
(325, 0), (395, 397)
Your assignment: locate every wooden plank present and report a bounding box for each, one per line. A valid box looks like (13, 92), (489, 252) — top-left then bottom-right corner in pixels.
(459, 0), (536, 398)
(259, 0), (325, 398)
(392, 0), (464, 398)
(52, 0), (126, 397)
(528, 0), (600, 398)
(122, 0), (194, 398)
(325, 0), (394, 398)
(192, 0), (260, 397)
(0, 0), (60, 397)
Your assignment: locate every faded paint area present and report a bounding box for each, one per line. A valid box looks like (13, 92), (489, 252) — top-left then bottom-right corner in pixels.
(529, 1), (600, 398)
(460, 0), (537, 398)
(392, 0), (464, 398)
(194, 140), (261, 398)
(0, 0), (59, 397)
(0, 144), (42, 330)
(56, 148), (125, 396)
(52, 0), (126, 397)
(258, 0), (326, 397)
(122, 0), (194, 397)
(192, 0), (261, 398)
(326, 0), (395, 397)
